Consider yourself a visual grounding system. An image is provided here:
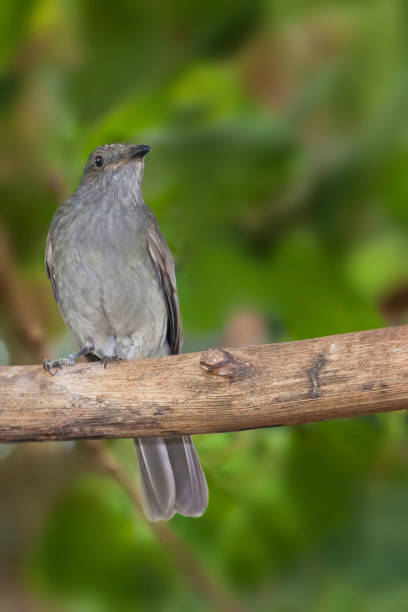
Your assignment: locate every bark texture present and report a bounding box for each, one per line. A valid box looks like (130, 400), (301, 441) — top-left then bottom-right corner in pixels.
(0, 326), (407, 442)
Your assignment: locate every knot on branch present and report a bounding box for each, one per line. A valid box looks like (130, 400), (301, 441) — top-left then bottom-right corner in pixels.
(200, 349), (239, 378)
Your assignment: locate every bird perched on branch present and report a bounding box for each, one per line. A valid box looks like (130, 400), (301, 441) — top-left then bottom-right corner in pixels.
(43, 143), (208, 521)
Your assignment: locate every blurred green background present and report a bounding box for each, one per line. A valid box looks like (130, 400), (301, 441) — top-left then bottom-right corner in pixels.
(2, 0), (408, 610)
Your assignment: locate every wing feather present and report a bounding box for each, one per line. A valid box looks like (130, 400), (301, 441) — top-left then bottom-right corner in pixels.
(147, 218), (182, 355)
(45, 231), (58, 302)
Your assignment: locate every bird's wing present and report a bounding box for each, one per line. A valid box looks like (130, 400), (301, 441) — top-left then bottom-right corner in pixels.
(45, 231), (58, 302)
(147, 218), (182, 355)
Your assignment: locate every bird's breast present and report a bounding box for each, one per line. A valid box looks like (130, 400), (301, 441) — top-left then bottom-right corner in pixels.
(51, 201), (168, 358)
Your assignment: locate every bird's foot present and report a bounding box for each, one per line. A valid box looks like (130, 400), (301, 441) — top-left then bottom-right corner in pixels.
(43, 343), (95, 376)
(101, 355), (121, 369)
(43, 354), (76, 375)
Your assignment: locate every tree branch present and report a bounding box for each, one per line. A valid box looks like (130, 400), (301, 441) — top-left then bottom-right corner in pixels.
(0, 223), (49, 362)
(1, 325), (407, 442)
(85, 440), (241, 612)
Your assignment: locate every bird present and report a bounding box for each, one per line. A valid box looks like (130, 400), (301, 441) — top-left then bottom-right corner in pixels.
(43, 143), (208, 521)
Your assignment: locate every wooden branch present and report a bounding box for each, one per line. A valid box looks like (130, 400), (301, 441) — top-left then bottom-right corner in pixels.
(0, 223), (49, 362)
(1, 325), (408, 442)
(85, 440), (241, 612)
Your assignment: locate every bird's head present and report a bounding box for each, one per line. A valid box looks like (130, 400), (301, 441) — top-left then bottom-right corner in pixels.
(80, 143), (151, 187)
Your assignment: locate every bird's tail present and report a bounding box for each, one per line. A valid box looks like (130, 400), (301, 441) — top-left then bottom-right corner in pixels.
(134, 435), (208, 521)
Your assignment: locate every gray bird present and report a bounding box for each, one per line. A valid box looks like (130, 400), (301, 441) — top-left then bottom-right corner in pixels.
(44, 143), (208, 521)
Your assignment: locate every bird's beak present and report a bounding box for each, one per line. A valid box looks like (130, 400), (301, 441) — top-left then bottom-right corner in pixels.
(129, 144), (151, 160)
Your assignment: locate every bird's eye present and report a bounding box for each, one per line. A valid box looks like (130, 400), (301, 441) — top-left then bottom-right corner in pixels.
(95, 156), (104, 168)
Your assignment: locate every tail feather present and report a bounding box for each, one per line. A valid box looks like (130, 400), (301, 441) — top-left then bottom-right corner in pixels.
(166, 436), (208, 517)
(135, 435), (208, 521)
(134, 437), (176, 521)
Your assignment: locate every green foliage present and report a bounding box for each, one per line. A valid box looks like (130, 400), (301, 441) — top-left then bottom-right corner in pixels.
(29, 474), (185, 611)
(2, 0), (408, 610)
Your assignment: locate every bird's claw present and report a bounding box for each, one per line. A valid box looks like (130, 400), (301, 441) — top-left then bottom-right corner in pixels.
(43, 355), (75, 376)
(101, 355), (120, 369)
